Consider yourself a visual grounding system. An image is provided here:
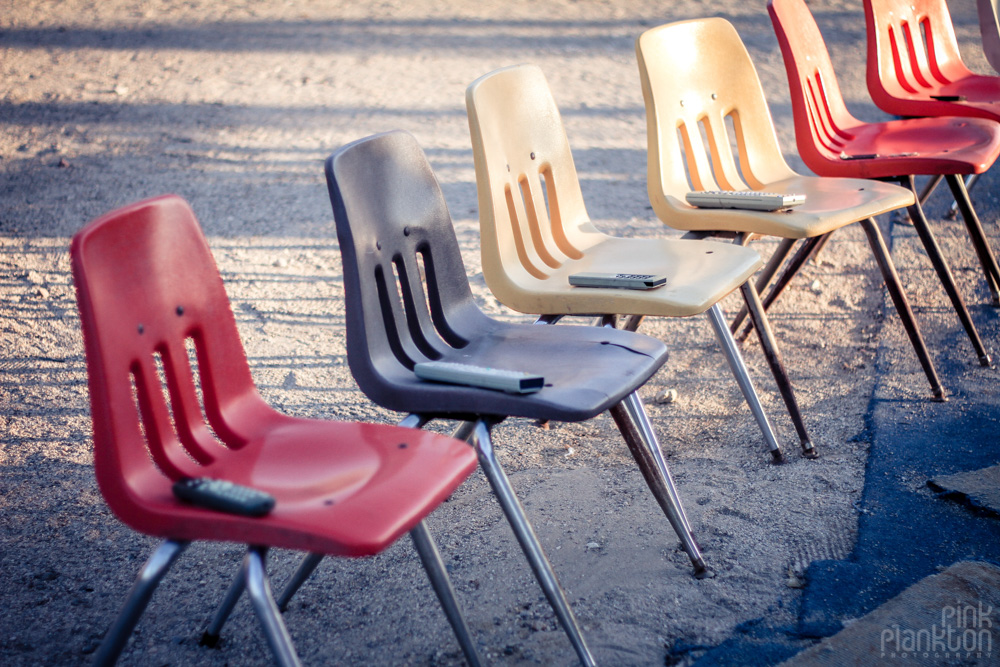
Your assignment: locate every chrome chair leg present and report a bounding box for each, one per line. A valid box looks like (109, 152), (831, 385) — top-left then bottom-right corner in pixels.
(275, 553), (324, 613)
(860, 217), (946, 401)
(945, 173), (1000, 306)
(468, 420), (596, 667)
(244, 547), (302, 667)
(707, 304), (784, 462)
(450, 420), (479, 442)
(200, 559), (248, 647)
(619, 392), (693, 535)
(621, 314), (645, 332)
(944, 173), (980, 222)
(918, 173), (945, 206)
(807, 233), (834, 266)
(734, 235), (826, 343)
(92, 539), (188, 666)
(739, 282), (816, 458)
(729, 236), (797, 335)
(608, 394), (711, 578)
(410, 520), (483, 667)
(898, 176), (992, 365)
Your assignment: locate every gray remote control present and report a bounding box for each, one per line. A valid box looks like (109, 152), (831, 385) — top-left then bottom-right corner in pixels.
(173, 477), (276, 517)
(685, 190), (805, 211)
(414, 361), (544, 393)
(568, 272), (667, 289)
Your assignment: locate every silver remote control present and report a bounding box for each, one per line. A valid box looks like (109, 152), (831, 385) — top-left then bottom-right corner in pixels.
(685, 190), (806, 211)
(414, 361), (544, 393)
(568, 272), (667, 289)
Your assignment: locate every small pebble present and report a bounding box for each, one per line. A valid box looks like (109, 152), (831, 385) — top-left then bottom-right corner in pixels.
(655, 388), (679, 404)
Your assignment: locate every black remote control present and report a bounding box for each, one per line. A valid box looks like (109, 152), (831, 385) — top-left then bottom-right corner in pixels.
(172, 477), (275, 517)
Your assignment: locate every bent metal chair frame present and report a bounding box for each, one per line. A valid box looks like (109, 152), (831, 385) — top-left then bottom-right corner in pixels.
(275, 130), (712, 667)
(768, 0), (999, 366)
(637, 17), (947, 402)
(72, 196), (483, 667)
(465, 63), (815, 461)
(863, 0), (1000, 303)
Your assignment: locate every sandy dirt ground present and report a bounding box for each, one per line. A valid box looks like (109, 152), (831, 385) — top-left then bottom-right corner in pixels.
(1, 0), (998, 664)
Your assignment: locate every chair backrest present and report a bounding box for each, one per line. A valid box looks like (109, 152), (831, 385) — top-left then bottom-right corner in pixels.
(768, 0), (861, 168)
(635, 18), (797, 213)
(465, 65), (604, 301)
(978, 0), (1000, 73)
(864, 0), (975, 107)
(71, 195), (267, 520)
(325, 131), (492, 405)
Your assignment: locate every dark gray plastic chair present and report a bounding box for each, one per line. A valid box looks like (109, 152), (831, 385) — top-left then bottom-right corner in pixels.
(279, 131), (708, 666)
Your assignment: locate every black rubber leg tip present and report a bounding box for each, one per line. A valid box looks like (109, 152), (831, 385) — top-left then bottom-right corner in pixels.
(931, 388), (948, 403)
(801, 443), (819, 459)
(979, 354), (993, 368)
(693, 566), (715, 580)
(770, 450), (785, 464)
(199, 632), (221, 649)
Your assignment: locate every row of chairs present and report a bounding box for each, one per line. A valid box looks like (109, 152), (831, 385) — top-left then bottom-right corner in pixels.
(73, 1), (999, 665)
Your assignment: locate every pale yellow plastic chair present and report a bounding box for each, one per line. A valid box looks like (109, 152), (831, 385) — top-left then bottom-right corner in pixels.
(636, 17), (946, 401)
(466, 63), (814, 462)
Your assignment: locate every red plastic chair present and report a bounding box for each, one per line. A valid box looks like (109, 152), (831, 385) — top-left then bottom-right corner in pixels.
(769, 0), (999, 366)
(864, 0), (1000, 121)
(71, 195), (481, 666)
(637, 17), (947, 402)
(862, 0), (1000, 299)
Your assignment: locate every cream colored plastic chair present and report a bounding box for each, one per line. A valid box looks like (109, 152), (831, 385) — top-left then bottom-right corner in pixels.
(636, 18), (946, 401)
(466, 64), (814, 462)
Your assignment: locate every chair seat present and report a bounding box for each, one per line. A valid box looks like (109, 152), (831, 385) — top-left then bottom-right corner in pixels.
(821, 116), (1000, 179)
(661, 176), (914, 238)
(112, 418), (478, 558)
(365, 322), (668, 423)
(490, 234), (762, 318)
